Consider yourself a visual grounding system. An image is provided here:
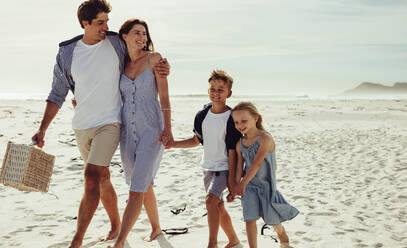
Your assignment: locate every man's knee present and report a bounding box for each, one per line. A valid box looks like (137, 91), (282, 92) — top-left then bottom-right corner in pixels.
(84, 164), (109, 190)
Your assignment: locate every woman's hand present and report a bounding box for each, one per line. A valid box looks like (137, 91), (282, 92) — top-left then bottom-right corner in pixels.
(159, 128), (174, 147)
(72, 98), (77, 108)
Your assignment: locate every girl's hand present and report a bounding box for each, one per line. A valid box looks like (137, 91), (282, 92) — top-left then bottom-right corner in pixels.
(235, 182), (247, 196)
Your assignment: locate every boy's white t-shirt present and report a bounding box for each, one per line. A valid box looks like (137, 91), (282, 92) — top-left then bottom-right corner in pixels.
(201, 109), (231, 171)
(71, 38), (121, 130)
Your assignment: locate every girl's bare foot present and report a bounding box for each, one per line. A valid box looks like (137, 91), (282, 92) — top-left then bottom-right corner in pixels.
(274, 224), (289, 243)
(280, 243), (294, 248)
(143, 228), (163, 242)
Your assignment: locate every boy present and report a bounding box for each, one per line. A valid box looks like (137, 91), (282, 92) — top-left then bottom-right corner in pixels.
(168, 70), (242, 248)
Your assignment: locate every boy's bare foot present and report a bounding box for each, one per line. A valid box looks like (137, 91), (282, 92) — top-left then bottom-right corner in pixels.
(280, 243), (294, 248)
(225, 241), (243, 248)
(143, 229), (163, 242)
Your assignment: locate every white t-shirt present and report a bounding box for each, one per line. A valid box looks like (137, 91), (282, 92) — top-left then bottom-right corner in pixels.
(71, 38), (121, 130)
(201, 109), (231, 171)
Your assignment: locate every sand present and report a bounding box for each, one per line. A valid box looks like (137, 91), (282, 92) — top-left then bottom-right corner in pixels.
(0, 98), (406, 248)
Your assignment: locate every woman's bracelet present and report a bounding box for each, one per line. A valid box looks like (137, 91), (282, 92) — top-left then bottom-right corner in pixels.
(161, 108), (171, 111)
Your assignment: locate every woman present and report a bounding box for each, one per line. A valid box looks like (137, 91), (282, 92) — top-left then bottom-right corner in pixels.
(109, 18), (173, 248)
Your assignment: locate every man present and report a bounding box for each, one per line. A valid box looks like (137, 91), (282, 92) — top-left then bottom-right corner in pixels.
(31, 1), (169, 247)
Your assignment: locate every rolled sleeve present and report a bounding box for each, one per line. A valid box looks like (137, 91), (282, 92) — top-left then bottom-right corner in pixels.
(46, 51), (69, 108)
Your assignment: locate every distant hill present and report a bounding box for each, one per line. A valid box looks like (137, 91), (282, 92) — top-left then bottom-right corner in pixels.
(342, 82), (407, 96)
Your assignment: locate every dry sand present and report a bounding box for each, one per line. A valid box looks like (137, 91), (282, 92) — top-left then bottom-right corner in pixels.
(0, 98), (406, 248)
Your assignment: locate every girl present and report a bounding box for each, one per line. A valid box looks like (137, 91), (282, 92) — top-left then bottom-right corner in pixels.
(231, 102), (299, 248)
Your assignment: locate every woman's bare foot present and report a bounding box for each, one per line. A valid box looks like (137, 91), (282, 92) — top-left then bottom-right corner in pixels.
(143, 228), (163, 242)
(100, 228), (120, 242)
(107, 240), (124, 248)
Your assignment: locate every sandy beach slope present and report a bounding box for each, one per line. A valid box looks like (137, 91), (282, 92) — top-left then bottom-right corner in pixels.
(0, 98), (406, 248)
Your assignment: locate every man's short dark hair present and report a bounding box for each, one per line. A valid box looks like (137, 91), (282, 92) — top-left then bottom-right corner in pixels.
(77, 0), (111, 28)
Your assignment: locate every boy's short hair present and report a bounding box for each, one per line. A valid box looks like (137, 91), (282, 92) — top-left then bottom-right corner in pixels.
(208, 70), (233, 90)
(77, 0), (111, 29)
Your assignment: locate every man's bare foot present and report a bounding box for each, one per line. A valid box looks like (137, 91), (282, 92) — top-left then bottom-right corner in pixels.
(68, 237), (82, 248)
(100, 228), (120, 242)
(143, 228), (163, 242)
(225, 241), (242, 248)
(207, 244), (218, 248)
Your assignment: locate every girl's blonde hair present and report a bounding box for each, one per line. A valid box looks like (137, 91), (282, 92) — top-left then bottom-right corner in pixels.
(232, 102), (265, 131)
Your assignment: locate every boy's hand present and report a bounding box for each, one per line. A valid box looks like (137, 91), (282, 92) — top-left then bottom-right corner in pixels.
(164, 139), (175, 149)
(228, 180), (237, 195)
(226, 192), (236, 202)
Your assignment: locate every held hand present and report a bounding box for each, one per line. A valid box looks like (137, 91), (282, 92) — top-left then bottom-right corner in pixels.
(235, 182), (247, 196)
(228, 181), (237, 195)
(154, 58), (170, 78)
(226, 192), (236, 202)
(164, 139), (175, 149)
(31, 130), (45, 148)
(159, 128), (174, 147)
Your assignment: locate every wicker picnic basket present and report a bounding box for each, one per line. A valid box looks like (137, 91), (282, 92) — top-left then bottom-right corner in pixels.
(0, 142), (55, 192)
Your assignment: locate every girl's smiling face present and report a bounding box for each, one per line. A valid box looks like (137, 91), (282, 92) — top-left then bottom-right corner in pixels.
(232, 110), (258, 135)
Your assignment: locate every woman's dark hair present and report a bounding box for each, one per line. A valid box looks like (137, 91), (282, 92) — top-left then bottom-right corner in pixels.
(77, 0), (111, 29)
(119, 18), (154, 52)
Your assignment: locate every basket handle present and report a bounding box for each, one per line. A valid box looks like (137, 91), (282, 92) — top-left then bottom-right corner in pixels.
(29, 140), (42, 149)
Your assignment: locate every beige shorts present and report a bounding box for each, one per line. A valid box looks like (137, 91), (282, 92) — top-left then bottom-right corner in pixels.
(74, 122), (121, 167)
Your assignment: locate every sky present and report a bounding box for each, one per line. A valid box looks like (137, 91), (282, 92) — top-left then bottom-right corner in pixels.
(0, 0), (406, 97)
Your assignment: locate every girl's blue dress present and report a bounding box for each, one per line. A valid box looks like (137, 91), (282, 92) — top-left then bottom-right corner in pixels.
(240, 132), (299, 225)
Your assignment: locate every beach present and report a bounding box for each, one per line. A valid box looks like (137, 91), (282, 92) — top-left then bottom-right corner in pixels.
(0, 97), (406, 248)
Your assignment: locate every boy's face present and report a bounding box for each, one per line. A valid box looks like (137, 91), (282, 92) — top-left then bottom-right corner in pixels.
(83, 12), (109, 42)
(208, 79), (232, 105)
